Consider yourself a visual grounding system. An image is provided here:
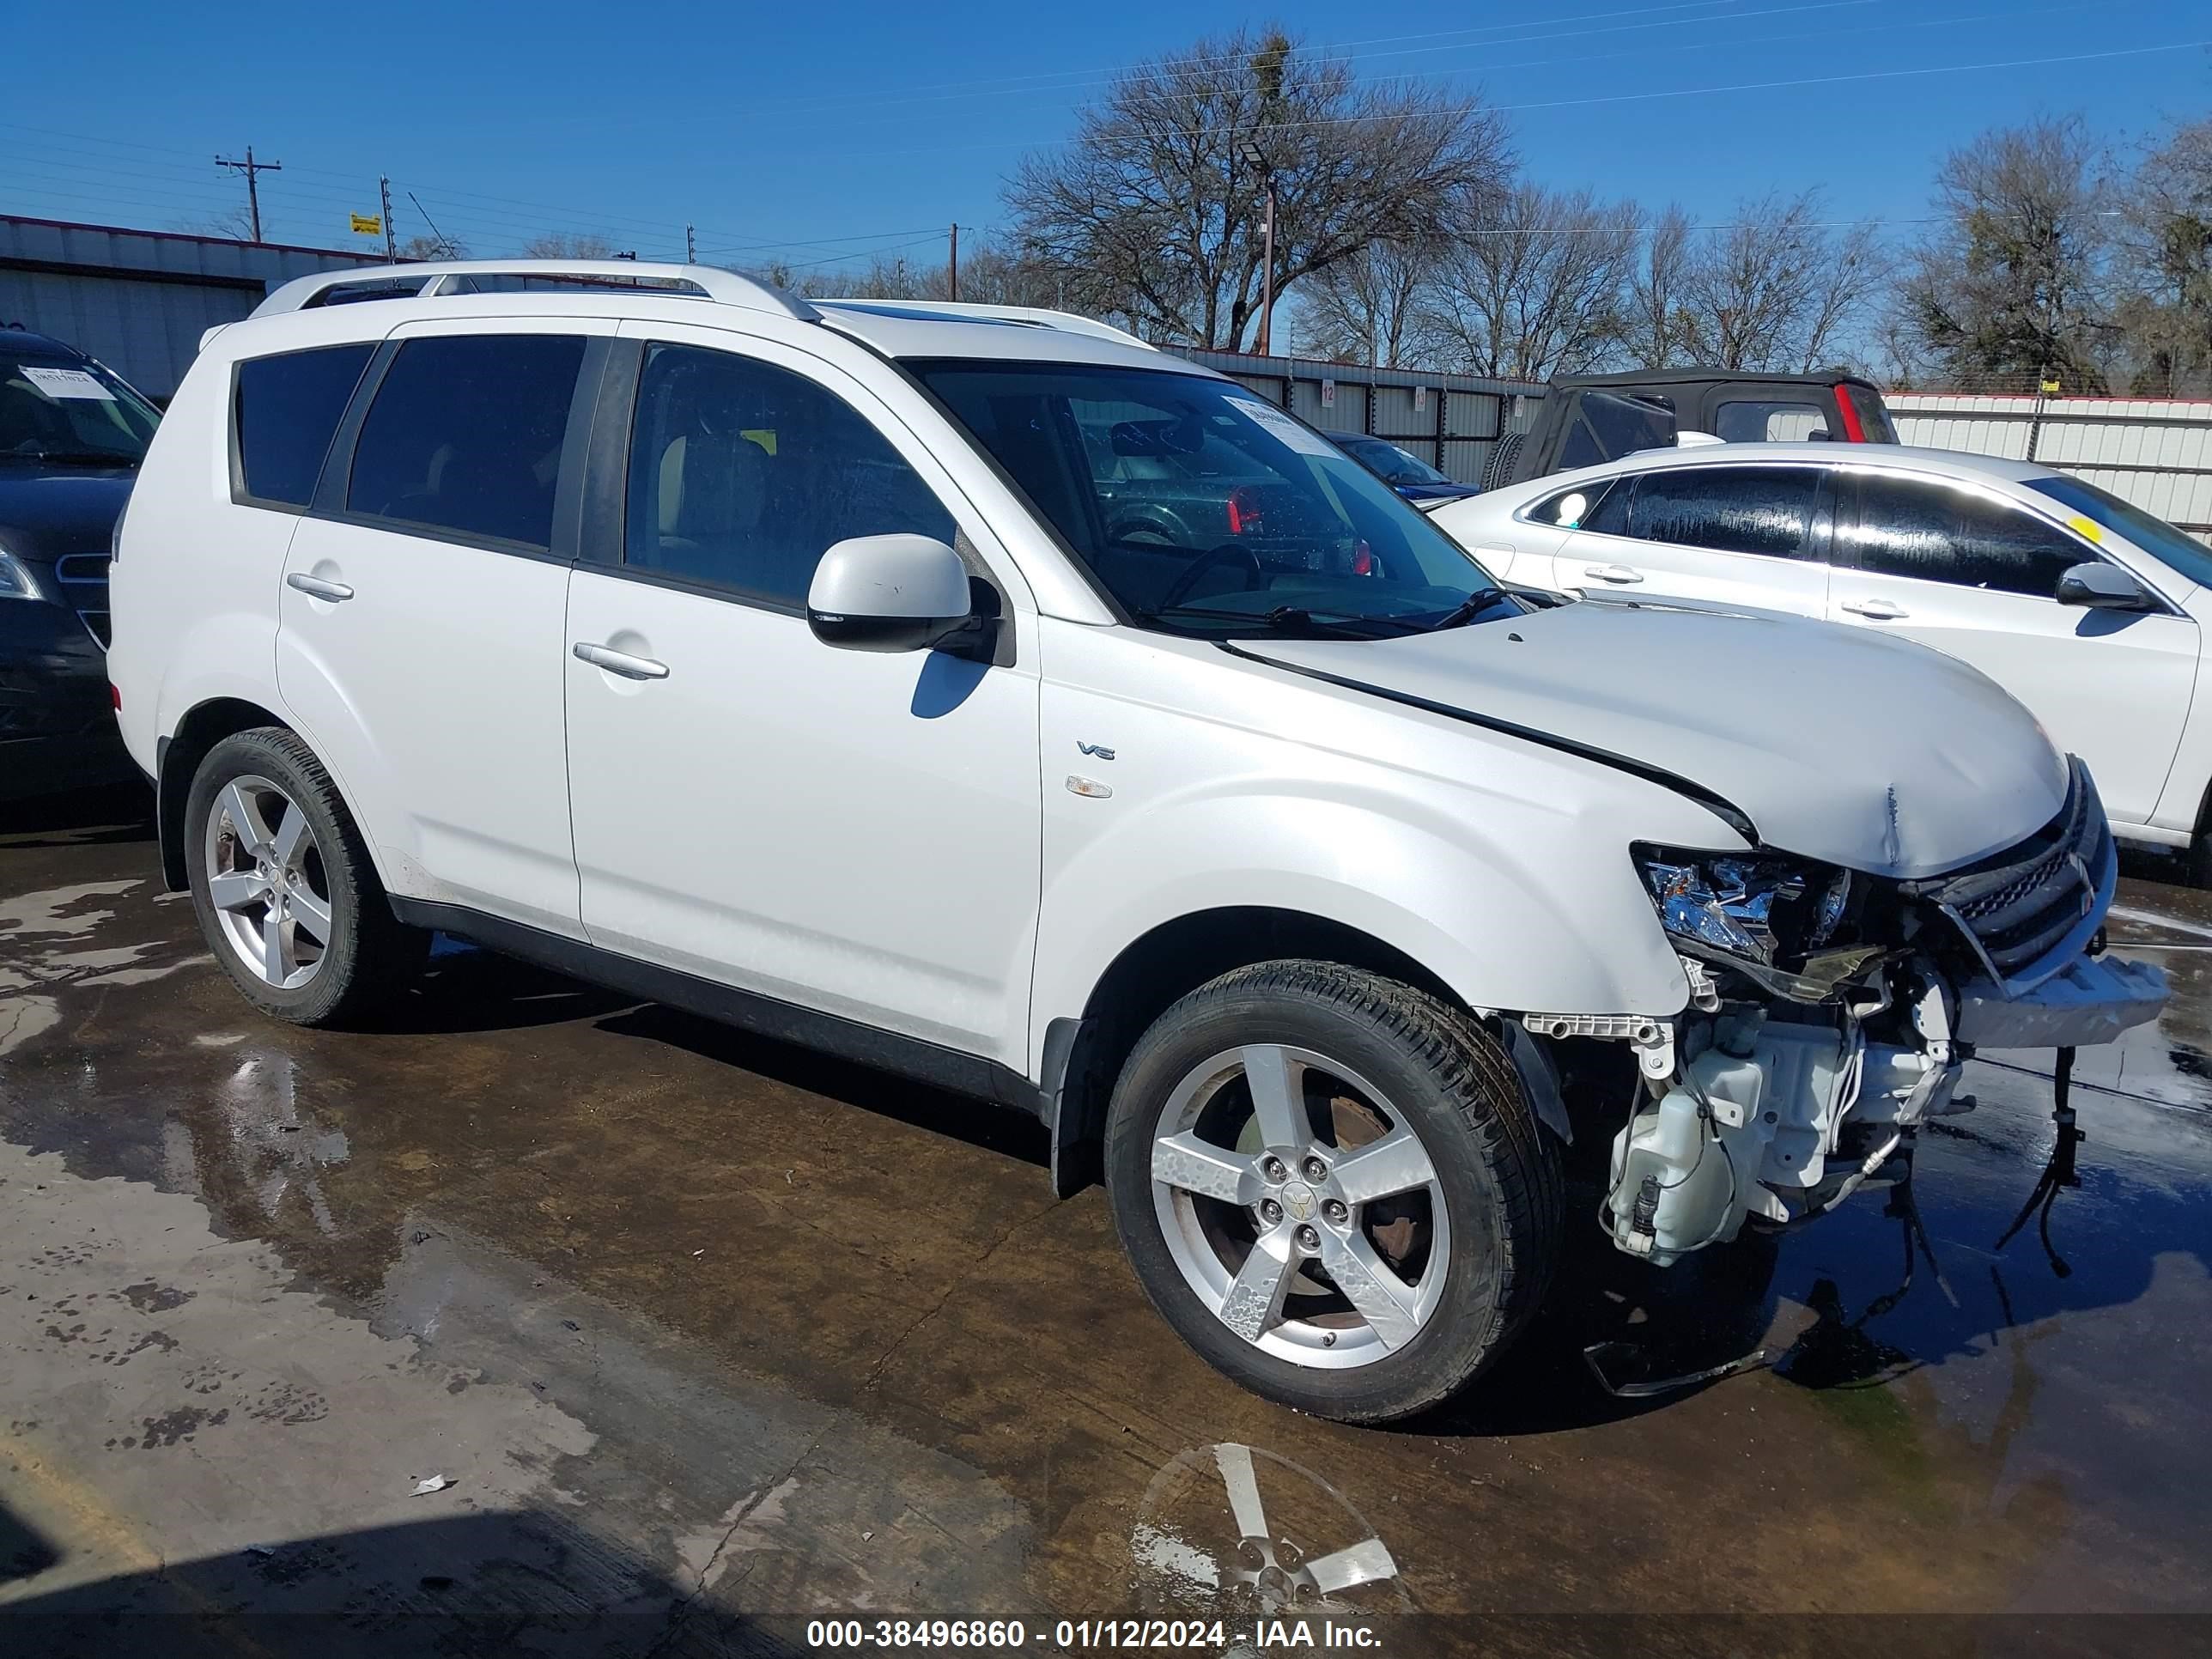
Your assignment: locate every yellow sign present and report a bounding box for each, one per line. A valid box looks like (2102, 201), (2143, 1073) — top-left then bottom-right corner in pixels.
(349, 213), (382, 235)
(2069, 514), (2105, 544)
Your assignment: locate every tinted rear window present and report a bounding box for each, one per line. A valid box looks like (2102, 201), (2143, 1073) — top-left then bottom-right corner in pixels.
(1628, 466), (1821, 558)
(346, 335), (586, 550)
(234, 344), (374, 507)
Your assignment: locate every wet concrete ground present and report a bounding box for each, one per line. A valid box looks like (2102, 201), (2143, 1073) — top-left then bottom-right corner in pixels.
(1, 786), (2209, 1657)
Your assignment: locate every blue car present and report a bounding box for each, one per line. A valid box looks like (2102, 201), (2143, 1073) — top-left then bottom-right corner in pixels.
(1332, 433), (1482, 505)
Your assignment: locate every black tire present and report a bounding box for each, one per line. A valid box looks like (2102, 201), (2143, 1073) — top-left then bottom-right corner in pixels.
(1104, 961), (1563, 1424)
(2189, 830), (2212, 890)
(185, 726), (427, 1027)
(1483, 432), (1526, 491)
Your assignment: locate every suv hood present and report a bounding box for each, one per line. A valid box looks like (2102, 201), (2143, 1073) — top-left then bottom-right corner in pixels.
(1240, 599), (2068, 880)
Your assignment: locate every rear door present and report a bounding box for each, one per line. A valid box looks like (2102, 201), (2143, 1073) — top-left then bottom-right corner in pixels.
(1552, 463), (1834, 618)
(1825, 466), (2198, 828)
(276, 319), (604, 935)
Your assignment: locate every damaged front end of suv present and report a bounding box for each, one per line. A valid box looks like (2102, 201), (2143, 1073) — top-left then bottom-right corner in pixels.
(1532, 760), (2166, 1264)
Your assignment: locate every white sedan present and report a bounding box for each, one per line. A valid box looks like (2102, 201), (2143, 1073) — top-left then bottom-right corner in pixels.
(1433, 443), (2212, 874)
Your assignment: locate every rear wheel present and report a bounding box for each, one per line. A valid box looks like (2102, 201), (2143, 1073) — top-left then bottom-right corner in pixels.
(1104, 962), (1562, 1423)
(186, 727), (425, 1026)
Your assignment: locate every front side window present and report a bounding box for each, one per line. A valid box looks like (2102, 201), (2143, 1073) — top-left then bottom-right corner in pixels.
(347, 334), (586, 550)
(234, 343), (374, 507)
(913, 361), (1499, 635)
(1840, 472), (2086, 598)
(1, 353), (160, 468)
(624, 343), (956, 607)
(1626, 466), (1821, 559)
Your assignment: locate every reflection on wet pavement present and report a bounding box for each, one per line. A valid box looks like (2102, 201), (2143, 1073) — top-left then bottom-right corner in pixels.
(2, 789), (2209, 1654)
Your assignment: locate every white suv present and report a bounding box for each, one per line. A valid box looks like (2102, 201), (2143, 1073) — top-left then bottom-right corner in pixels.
(1434, 443), (2212, 877)
(110, 261), (2166, 1423)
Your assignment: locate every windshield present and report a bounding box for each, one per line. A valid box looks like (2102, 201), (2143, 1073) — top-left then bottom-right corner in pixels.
(0, 354), (160, 465)
(911, 362), (1501, 635)
(1342, 434), (1454, 487)
(2027, 475), (2212, 591)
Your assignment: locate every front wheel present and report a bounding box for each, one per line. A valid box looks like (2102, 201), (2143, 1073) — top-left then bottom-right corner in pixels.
(1104, 962), (1562, 1424)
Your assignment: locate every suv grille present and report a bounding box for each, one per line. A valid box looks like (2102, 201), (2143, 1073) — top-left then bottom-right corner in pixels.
(1912, 759), (2112, 990)
(53, 554), (111, 650)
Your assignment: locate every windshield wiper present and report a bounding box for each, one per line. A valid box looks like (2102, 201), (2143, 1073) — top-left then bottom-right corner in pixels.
(1422, 586), (1513, 630)
(1139, 603), (1417, 640)
(5, 448), (141, 467)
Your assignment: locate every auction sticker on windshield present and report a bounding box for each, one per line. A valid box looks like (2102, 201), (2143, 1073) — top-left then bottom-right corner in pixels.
(20, 366), (115, 401)
(1229, 396), (1337, 458)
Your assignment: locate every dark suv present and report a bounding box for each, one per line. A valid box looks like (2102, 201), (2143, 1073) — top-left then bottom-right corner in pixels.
(1492, 368), (1896, 489)
(1, 326), (159, 800)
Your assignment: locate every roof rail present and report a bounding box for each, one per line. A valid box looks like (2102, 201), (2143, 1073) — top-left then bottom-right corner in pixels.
(813, 297), (1155, 350)
(252, 260), (819, 323)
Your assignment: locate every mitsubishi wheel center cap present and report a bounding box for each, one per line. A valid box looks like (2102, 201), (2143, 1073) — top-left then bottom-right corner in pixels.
(1279, 1180), (1316, 1221)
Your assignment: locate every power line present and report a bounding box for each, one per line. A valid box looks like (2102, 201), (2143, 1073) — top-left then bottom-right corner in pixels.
(718, 0), (1760, 116)
(214, 146), (281, 242)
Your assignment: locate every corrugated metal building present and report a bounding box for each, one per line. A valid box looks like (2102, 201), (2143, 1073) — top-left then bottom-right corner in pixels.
(1889, 391), (2212, 544)
(1169, 348), (1543, 485)
(0, 214), (383, 399)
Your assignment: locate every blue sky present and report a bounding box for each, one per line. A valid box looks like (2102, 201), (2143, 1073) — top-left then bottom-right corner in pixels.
(3, 0), (2207, 276)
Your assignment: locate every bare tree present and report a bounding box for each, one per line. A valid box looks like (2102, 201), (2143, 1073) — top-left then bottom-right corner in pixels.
(1006, 27), (1511, 349)
(1896, 115), (2117, 391)
(177, 209), (257, 243)
(788, 236), (1066, 307)
(521, 231), (622, 259)
(1418, 185), (1637, 380)
(1298, 238), (1442, 367)
(396, 233), (465, 261)
(1672, 191), (1877, 372)
(1620, 206), (1696, 369)
(2114, 117), (2212, 396)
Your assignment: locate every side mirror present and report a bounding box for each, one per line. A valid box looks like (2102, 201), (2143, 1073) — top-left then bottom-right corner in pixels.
(807, 534), (977, 653)
(2056, 561), (2155, 611)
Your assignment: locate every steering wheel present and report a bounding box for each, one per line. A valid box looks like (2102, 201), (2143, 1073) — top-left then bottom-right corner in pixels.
(1157, 542), (1265, 611)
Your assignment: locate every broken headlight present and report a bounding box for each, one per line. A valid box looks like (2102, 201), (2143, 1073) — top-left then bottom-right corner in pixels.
(1632, 847), (1851, 969)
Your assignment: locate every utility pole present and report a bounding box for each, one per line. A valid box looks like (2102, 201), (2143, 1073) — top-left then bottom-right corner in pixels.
(1237, 141), (1275, 356)
(948, 223), (959, 302)
(215, 146), (282, 243)
(685, 223), (697, 264)
(379, 175), (397, 261)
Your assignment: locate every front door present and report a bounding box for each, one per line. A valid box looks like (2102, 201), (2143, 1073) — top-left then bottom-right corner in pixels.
(276, 321), (602, 934)
(1825, 467), (2199, 828)
(562, 326), (1042, 1065)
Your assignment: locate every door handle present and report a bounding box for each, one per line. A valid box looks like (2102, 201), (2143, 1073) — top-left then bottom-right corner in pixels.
(1581, 563), (1644, 584)
(286, 572), (355, 602)
(1841, 598), (1908, 620)
(573, 641), (670, 681)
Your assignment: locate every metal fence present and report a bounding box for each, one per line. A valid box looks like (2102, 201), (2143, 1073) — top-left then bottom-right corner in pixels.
(1166, 348), (1543, 485)
(1888, 391), (2212, 544)
(1, 214), (384, 399)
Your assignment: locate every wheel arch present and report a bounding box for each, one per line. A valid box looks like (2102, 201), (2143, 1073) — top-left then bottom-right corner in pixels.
(158, 697), (293, 891)
(1044, 905), (1487, 1198)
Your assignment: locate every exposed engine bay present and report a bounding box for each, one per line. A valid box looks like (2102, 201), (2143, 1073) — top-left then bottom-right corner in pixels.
(1522, 759), (2169, 1264)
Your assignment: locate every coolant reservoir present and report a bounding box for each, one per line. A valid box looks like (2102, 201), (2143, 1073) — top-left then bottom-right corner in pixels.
(1609, 1085), (1741, 1263)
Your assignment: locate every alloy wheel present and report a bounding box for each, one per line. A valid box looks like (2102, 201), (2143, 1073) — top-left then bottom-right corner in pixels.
(203, 775), (333, 991)
(1149, 1043), (1450, 1370)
